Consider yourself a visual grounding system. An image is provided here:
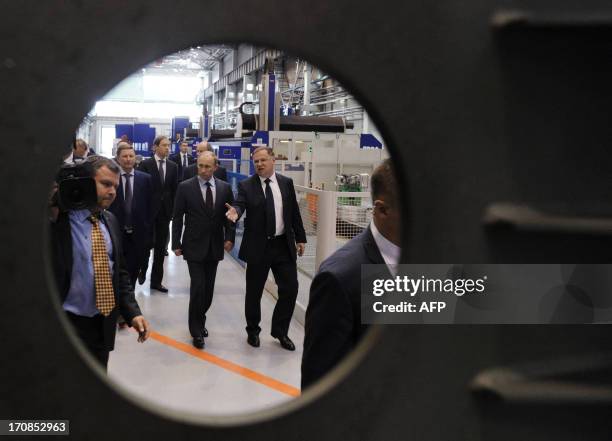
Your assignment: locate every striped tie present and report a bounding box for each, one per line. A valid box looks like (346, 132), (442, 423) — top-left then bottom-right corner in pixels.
(88, 215), (115, 316)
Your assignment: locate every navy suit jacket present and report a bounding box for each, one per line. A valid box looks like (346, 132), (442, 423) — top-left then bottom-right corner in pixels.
(108, 169), (153, 247)
(232, 173), (307, 264)
(50, 210), (143, 351)
(301, 226), (386, 389)
(172, 177), (236, 262)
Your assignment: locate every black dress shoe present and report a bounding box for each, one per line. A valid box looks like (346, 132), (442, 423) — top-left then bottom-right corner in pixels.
(192, 337), (205, 349)
(203, 327), (208, 338)
(150, 284), (168, 293)
(138, 271), (146, 285)
(277, 335), (295, 351)
(247, 334), (260, 347)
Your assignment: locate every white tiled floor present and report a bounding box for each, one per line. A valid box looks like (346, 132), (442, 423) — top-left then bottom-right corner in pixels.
(108, 252), (305, 417)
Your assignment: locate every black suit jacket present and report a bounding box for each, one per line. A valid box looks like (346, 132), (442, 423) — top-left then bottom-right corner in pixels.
(301, 226), (385, 389)
(50, 210), (143, 351)
(172, 177), (236, 262)
(137, 156), (178, 219)
(108, 170), (153, 246)
(183, 163), (228, 182)
(233, 173), (307, 264)
(169, 152), (195, 181)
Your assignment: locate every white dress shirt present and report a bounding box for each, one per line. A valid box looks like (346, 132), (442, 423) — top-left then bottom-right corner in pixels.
(180, 152), (189, 167)
(259, 172), (285, 236)
(198, 176), (216, 206)
(370, 220), (401, 275)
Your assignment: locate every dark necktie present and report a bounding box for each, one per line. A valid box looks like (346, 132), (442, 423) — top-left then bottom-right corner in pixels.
(123, 174), (133, 227)
(205, 181), (213, 212)
(158, 159), (165, 186)
(264, 178), (276, 238)
(87, 215), (115, 316)
(180, 155), (187, 180)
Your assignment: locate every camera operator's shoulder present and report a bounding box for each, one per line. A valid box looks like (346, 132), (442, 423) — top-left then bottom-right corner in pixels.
(102, 210), (119, 226)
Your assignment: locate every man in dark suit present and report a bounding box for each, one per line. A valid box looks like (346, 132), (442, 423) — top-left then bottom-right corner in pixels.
(50, 155), (150, 370)
(183, 141), (228, 182)
(172, 152), (236, 349)
(137, 135), (178, 293)
(108, 142), (153, 289)
(301, 159), (400, 389)
(226, 146), (307, 351)
(169, 140), (195, 181)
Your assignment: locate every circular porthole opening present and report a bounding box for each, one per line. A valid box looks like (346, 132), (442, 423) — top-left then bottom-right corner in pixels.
(47, 43), (401, 425)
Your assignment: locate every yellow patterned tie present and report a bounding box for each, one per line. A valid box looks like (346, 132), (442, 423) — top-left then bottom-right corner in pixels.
(88, 214), (115, 316)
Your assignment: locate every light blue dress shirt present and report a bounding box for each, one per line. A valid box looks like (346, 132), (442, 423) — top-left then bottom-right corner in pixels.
(62, 209), (114, 317)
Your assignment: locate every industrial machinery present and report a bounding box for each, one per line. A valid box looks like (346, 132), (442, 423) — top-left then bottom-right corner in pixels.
(201, 61), (387, 189)
(335, 173), (369, 192)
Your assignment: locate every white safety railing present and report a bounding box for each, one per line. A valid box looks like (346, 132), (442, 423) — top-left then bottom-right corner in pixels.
(294, 185), (371, 278)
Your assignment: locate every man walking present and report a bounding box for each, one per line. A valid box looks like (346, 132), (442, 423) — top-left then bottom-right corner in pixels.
(50, 156), (150, 369)
(108, 142), (153, 289)
(137, 135), (178, 293)
(226, 146), (306, 350)
(172, 152), (235, 349)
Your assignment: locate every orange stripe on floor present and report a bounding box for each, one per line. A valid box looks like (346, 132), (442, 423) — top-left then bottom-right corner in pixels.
(149, 331), (300, 397)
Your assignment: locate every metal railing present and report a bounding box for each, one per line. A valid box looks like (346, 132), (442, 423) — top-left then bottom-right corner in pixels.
(294, 185), (371, 278)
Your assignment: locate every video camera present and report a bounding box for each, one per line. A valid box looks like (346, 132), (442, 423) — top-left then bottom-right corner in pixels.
(54, 161), (98, 211)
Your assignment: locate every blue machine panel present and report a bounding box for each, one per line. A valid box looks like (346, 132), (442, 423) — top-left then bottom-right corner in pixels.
(360, 133), (383, 149)
(267, 75), (276, 131)
(115, 124), (133, 141)
(133, 124), (155, 156)
(217, 145), (242, 160)
(171, 117), (190, 140)
(252, 131), (269, 146)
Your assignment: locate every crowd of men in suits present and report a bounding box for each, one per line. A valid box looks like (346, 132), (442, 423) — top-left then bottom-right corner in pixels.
(55, 134), (399, 388)
(57, 135), (307, 356)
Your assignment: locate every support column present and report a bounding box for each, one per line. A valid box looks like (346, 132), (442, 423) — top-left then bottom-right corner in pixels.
(211, 91), (217, 130)
(225, 83), (235, 128)
(302, 62), (310, 116)
(243, 73), (255, 103)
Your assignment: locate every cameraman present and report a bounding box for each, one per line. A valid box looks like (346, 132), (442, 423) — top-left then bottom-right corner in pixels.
(50, 155), (150, 370)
